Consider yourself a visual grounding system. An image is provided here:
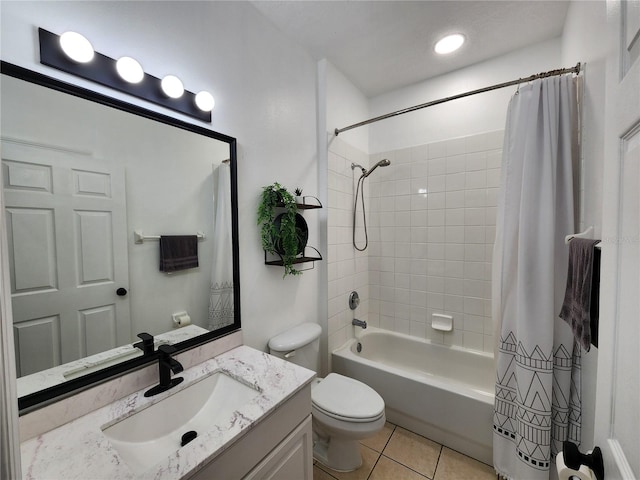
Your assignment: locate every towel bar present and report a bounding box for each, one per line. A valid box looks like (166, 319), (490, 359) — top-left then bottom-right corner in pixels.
(134, 230), (206, 244)
(565, 226), (601, 249)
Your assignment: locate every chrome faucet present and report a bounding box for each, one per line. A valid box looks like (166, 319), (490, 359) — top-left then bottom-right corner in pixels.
(144, 344), (184, 397)
(352, 318), (367, 329)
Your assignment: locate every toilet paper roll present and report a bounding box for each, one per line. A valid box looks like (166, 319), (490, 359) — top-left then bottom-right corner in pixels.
(175, 314), (191, 327)
(556, 451), (595, 480)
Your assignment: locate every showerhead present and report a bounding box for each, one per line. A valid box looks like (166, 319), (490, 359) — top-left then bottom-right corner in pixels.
(351, 162), (366, 174)
(362, 159), (391, 178)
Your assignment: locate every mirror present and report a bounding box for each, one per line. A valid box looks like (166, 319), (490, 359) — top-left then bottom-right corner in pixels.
(0, 63), (240, 411)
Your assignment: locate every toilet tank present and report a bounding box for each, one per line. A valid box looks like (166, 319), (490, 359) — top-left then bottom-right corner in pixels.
(268, 322), (321, 373)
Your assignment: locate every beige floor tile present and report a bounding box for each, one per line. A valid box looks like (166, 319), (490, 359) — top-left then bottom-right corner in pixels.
(382, 427), (442, 478)
(434, 447), (496, 480)
(316, 445), (380, 480)
(369, 456), (429, 480)
(314, 464), (338, 480)
(361, 422), (396, 452)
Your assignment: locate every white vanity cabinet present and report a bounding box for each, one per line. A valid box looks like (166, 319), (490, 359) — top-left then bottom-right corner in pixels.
(187, 383), (313, 480)
(19, 347), (316, 480)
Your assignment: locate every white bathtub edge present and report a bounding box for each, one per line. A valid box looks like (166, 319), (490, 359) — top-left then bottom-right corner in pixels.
(331, 327), (495, 467)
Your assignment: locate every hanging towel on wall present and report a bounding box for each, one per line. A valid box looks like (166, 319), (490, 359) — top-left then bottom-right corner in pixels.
(559, 238), (601, 351)
(208, 162), (234, 330)
(159, 235), (199, 272)
(590, 247), (600, 348)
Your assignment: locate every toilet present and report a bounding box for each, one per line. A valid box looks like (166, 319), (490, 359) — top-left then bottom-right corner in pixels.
(268, 322), (385, 472)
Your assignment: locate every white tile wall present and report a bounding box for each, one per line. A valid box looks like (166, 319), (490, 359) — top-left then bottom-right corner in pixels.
(366, 131), (503, 353)
(327, 136), (370, 356)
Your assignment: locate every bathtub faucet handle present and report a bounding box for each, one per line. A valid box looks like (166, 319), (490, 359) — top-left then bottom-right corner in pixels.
(352, 319), (367, 329)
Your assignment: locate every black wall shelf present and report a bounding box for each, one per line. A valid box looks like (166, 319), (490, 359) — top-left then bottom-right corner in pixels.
(264, 246), (323, 269)
(264, 196), (322, 271)
(276, 195), (322, 210)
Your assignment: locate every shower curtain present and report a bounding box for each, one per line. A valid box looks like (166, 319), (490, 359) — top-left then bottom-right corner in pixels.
(207, 162), (234, 331)
(492, 75), (581, 479)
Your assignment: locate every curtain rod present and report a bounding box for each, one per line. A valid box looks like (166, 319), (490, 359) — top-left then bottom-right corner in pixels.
(334, 62), (581, 136)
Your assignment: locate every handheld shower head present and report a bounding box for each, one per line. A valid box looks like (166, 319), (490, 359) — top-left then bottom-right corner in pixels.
(362, 159), (391, 178)
(352, 158), (391, 251)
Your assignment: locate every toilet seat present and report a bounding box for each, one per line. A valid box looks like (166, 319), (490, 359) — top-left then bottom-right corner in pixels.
(312, 373), (385, 423)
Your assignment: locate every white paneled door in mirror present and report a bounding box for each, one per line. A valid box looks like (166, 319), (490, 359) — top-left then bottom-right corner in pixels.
(597, 0), (640, 478)
(2, 140), (130, 377)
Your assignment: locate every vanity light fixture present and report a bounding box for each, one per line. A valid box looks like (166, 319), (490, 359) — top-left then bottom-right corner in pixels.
(195, 91), (215, 112)
(59, 31), (95, 63)
(116, 56), (144, 84)
(39, 28), (212, 122)
(434, 33), (465, 55)
(161, 74), (184, 99)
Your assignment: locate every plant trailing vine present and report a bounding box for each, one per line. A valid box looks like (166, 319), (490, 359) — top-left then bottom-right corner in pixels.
(257, 182), (302, 277)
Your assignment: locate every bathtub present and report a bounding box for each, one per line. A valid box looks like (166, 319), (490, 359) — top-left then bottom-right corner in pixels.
(332, 327), (494, 465)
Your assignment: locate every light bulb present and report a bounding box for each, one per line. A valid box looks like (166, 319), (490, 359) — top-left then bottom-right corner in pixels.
(434, 34), (465, 55)
(59, 31), (94, 63)
(116, 56), (144, 83)
(195, 91), (215, 112)
(161, 75), (184, 99)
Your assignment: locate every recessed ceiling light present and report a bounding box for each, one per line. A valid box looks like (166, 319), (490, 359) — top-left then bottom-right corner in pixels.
(59, 31), (94, 63)
(434, 34), (465, 55)
(116, 57), (144, 83)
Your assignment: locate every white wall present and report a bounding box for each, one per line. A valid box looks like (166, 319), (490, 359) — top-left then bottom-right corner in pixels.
(0, 1), (321, 353)
(560, 0), (608, 453)
(326, 61), (370, 154)
(326, 136), (370, 357)
(369, 38), (562, 152)
(323, 60), (372, 357)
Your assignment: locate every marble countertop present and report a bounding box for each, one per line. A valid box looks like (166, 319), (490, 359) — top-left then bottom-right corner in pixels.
(17, 325), (209, 398)
(20, 345), (316, 480)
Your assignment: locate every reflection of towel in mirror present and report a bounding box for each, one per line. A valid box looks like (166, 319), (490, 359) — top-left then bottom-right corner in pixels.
(208, 163), (234, 330)
(559, 238), (600, 351)
(159, 235), (199, 272)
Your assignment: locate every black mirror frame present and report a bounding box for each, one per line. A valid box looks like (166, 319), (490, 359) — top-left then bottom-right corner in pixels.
(0, 61), (241, 413)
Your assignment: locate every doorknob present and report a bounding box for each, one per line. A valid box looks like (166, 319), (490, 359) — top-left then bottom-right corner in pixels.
(116, 287), (128, 296)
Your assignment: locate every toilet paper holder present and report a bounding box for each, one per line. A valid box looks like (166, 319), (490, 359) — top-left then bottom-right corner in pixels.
(172, 311), (191, 327)
(557, 441), (604, 480)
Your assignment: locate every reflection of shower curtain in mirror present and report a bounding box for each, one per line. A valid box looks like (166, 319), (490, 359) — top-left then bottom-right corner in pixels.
(208, 162), (234, 330)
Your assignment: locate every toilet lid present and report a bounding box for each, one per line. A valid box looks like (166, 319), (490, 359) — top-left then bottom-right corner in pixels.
(312, 373), (384, 421)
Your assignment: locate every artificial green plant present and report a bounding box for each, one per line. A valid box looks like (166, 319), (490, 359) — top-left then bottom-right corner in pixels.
(257, 182), (301, 277)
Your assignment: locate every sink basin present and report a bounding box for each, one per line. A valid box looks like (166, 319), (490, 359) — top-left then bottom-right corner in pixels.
(102, 371), (260, 474)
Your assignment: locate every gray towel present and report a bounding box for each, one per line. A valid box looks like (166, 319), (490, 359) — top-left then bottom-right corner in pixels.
(559, 238), (600, 351)
(159, 235), (199, 272)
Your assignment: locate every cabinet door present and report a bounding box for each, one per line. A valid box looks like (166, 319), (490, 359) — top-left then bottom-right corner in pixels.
(186, 385), (311, 480)
(244, 415), (313, 480)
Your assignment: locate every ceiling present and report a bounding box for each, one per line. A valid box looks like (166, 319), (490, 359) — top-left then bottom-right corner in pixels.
(252, 1), (571, 97)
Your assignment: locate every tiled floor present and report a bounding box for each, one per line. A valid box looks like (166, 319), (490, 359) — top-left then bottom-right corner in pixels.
(313, 422), (496, 480)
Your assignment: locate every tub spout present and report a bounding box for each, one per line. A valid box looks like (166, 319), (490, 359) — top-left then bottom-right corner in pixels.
(352, 319), (367, 329)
